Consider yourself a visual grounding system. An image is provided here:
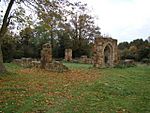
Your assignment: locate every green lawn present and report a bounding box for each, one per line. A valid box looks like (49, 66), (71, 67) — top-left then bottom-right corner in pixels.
(0, 63), (150, 113)
(63, 62), (93, 69)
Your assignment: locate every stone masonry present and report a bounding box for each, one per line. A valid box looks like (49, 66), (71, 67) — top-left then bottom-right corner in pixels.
(65, 49), (72, 61)
(93, 37), (119, 68)
(80, 55), (93, 64)
(12, 58), (40, 68)
(40, 43), (68, 72)
(13, 43), (68, 72)
(41, 43), (52, 68)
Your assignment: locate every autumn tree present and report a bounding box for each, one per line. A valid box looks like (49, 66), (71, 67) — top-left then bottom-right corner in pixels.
(118, 39), (150, 62)
(63, 2), (101, 57)
(118, 42), (129, 50)
(56, 30), (73, 58)
(35, 0), (69, 48)
(32, 1), (100, 57)
(0, 0), (38, 73)
(1, 30), (16, 62)
(0, 0), (15, 73)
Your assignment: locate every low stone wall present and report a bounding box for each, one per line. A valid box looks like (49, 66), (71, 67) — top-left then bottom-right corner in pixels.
(12, 58), (68, 72)
(12, 58), (40, 68)
(31, 61), (41, 68)
(123, 59), (135, 65)
(45, 61), (68, 72)
(79, 56), (93, 64)
(12, 59), (22, 65)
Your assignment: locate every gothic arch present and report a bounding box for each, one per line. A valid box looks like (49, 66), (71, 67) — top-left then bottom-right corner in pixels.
(93, 37), (119, 68)
(103, 43), (113, 67)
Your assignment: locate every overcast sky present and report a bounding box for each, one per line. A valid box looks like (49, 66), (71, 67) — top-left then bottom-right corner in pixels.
(1, 0), (150, 43)
(81, 0), (150, 42)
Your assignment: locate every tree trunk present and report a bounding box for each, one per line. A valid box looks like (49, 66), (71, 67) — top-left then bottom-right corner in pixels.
(0, 0), (15, 73)
(0, 41), (6, 73)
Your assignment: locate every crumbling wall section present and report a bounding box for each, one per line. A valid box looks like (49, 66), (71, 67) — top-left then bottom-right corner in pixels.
(41, 43), (52, 69)
(13, 43), (68, 72)
(65, 49), (72, 61)
(93, 37), (119, 68)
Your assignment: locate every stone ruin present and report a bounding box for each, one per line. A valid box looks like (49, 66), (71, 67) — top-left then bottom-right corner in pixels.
(40, 43), (68, 72)
(122, 59), (135, 65)
(93, 37), (119, 68)
(41, 43), (52, 69)
(63, 37), (119, 68)
(13, 37), (120, 69)
(12, 58), (40, 68)
(65, 49), (72, 61)
(44, 61), (68, 72)
(13, 43), (68, 72)
(79, 55), (93, 64)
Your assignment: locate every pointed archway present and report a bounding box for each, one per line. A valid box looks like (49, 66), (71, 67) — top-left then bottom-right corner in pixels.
(103, 44), (113, 67)
(93, 37), (119, 68)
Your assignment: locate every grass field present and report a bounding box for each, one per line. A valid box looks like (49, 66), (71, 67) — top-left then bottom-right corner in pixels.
(0, 63), (150, 113)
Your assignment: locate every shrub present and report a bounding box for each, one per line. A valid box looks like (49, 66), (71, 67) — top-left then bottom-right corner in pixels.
(141, 58), (150, 64)
(115, 60), (136, 68)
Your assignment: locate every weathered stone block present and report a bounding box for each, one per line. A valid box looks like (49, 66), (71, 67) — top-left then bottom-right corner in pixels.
(32, 61), (41, 68)
(45, 61), (68, 72)
(41, 43), (52, 69)
(65, 49), (72, 61)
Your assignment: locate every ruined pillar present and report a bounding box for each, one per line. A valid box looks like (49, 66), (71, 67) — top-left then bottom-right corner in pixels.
(41, 43), (52, 68)
(93, 38), (103, 68)
(65, 49), (72, 61)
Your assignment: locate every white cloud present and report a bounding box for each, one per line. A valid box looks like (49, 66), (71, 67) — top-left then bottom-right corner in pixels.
(1, 0), (150, 42)
(81, 0), (150, 42)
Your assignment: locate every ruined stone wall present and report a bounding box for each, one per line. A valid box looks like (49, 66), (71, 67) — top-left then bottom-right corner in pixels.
(12, 58), (40, 68)
(12, 58), (68, 72)
(13, 43), (68, 72)
(65, 49), (72, 61)
(40, 43), (68, 72)
(93, 37), (119, 68)
(41, 43), (52, 68)
(80, 55), (93, 64)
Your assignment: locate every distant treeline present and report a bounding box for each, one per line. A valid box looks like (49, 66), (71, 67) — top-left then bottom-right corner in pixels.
(118, 39), (150, 63)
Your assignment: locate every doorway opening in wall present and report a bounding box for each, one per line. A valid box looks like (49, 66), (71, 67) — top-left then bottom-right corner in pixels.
(104, 44), (113, 67)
